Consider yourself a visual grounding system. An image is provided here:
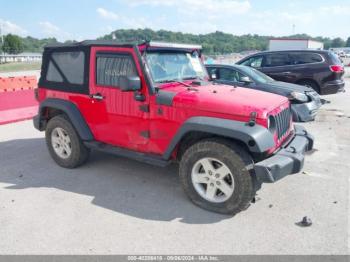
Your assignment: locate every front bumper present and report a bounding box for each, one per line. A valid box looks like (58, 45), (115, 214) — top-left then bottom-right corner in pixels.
(291, 99), (322, 122)
(254, 125), (314, 183)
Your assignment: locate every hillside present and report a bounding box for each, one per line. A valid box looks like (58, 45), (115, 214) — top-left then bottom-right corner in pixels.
(2, 29), (347, 55)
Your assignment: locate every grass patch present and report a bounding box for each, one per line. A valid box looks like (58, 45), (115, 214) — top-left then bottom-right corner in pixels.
(0, 62), (42, 72)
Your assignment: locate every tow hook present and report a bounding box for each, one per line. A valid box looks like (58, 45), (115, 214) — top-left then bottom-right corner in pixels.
(287, 146), (296, 153)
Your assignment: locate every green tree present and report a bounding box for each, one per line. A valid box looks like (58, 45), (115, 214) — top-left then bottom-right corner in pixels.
(5, 29), (350, 55)
(346, 37), (350, 47)
(331, 37), (345, 48)
(2, 34), (24, 54)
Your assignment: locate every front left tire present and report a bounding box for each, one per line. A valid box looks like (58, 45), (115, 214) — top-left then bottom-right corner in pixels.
(179, 138), (256, 215)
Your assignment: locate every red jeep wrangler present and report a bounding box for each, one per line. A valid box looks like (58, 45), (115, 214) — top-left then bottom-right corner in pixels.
(34, 41), (314, 214)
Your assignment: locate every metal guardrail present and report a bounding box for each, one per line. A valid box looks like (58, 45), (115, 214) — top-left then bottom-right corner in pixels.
(0, 54), (42, 64)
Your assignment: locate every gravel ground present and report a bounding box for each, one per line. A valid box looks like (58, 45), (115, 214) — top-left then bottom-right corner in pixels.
(0, 80), (349, 255)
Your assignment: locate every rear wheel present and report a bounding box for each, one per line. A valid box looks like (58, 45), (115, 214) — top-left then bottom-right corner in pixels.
(46, 115), (90, 168)
(179, 138), (256, 214)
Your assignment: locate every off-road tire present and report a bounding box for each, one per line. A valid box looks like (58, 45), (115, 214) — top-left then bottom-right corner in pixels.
(45, 115), (90, 168)
(179, 138), (256, 215)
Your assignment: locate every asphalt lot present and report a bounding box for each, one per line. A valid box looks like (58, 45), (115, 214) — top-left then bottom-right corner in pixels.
(0, 78), (349, 255)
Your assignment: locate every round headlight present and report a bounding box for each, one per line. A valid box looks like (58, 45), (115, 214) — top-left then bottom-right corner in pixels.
(289, 92), (309, 103)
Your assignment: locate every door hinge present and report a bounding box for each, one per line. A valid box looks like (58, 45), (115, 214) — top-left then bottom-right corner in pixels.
(139, 104), (150, 113)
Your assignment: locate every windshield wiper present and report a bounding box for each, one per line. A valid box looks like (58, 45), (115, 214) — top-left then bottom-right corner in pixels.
(157, 79), (191, 87)
(182, 76), (205, 81)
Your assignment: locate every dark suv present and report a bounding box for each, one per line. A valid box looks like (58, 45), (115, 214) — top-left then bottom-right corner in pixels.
(236, 50), (345, 95)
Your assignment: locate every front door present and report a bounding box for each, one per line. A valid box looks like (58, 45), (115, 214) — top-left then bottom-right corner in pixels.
(83, 46), (150, 152)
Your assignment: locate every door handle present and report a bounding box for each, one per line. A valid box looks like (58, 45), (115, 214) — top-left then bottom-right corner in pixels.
(282, 71), (292, 75)
(89, 93), (105, 101)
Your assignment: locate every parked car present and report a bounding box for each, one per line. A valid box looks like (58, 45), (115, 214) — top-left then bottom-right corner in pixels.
(236, 50), (345, 95)
(206, 64), (322, 122)
(33, 40), (314, 214)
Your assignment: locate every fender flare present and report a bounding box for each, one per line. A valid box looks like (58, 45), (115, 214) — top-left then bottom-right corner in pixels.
(162, 116), (275, 159)
(36, 98), (94, 141)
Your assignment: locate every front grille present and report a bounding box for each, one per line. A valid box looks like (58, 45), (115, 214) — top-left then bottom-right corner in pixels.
(275, 107), (291, 140)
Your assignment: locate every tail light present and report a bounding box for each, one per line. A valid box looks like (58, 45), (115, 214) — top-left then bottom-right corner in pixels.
(329, 65), (344, 73)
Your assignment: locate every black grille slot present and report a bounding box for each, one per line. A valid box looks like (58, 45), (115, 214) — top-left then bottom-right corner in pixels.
(275, 107), (291, 140)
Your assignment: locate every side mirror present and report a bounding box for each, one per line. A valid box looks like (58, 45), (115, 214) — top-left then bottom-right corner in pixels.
(119, 76), (141, 91)
(240, 76), (253, 84)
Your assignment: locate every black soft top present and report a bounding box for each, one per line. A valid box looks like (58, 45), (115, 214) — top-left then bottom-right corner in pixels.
(44, 40), (141, 50)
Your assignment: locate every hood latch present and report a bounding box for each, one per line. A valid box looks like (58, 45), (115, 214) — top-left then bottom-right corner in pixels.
(248, 112), (257, 127)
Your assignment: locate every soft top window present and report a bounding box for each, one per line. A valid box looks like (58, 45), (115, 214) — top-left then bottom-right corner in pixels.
(40, 47), (90, 94)
(47, 52), (85, 84)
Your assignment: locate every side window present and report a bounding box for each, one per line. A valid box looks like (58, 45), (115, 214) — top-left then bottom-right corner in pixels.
(46, 61), (64, 82)
(241, 56), (263, 68)
(290, 52), (323, 65)
(218, 68), (238, 81)
(236, 71), (246, 82)
(45, 51), (85, 85)
(96, 53), (138, 87)
(206, 67), (218, 79)
(219, 68), (245, 82)
(264, 53), (290, 67)
(329, 52), (342, 65)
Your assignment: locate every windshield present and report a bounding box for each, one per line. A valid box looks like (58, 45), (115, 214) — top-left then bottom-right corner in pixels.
(145, 51), (208, 83)
(239, 66), (274, 83)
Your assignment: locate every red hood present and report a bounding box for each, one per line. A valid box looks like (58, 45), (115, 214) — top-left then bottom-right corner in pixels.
(159, 82), (289, 119)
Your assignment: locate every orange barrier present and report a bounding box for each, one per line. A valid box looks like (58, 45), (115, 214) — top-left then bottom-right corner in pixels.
(0, 77), (38, 125)
(0, 76), (37, 92)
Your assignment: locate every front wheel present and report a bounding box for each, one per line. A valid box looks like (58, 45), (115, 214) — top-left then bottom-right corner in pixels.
(179, 138), (256, 215)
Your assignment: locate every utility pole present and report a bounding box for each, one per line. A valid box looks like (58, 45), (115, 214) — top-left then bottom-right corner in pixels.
(0, 23), (2, 44)
(0, 23), (3, 57)
(292, 24), (296, 35)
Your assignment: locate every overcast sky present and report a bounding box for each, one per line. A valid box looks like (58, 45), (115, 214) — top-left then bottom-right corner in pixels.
(0, 0), (349, 41)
